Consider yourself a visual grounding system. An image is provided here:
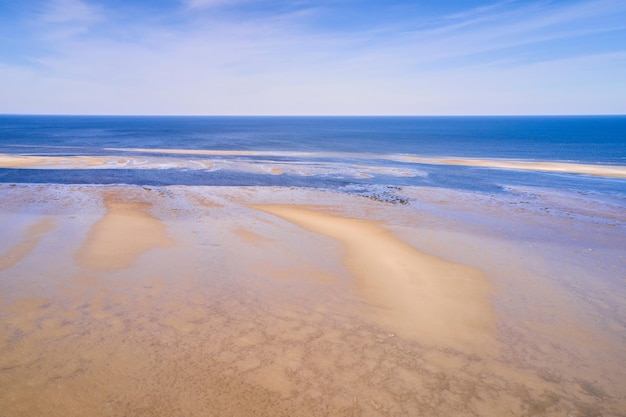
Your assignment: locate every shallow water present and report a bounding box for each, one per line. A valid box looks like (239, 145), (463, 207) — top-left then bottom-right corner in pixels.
(2, 115), (625, 162)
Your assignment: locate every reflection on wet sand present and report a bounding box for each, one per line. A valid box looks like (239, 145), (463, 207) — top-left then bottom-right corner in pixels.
(0, 218), (56, 272)
(0, 184), (624, 417)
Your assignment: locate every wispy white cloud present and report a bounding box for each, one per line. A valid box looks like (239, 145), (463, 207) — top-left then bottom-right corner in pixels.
(34, 0), (104, 43)
(374, 0), (624, 65)
(39, 0), (102, 24)
(1, 0), (625, 114)
(443, 0), (520, 21)
(182, 0), (248, 10)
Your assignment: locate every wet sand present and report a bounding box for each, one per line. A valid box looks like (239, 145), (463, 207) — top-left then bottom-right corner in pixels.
(0, 184), (625, 416)
(0, 218), (57, 272)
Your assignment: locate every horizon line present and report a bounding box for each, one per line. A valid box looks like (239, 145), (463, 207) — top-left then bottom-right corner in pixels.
(2, 113), (625, 118)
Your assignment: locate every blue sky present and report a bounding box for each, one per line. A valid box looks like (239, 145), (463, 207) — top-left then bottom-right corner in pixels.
(0, 0), (625, 115)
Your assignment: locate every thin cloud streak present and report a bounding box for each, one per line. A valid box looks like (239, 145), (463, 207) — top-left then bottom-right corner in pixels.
(39, 0), (102, 24)
(1, 0), (625, 114)
(183, 0), (243, 10)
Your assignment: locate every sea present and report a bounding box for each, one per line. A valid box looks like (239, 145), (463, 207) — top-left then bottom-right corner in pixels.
(0, 115), (625, 199)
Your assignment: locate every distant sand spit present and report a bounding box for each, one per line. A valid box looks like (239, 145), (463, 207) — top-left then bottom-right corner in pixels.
(254, 205), (495, 352)
(0, 148), (626, 178)
(2, 150), (625, 178)
(0, 153), (415, 178)
(399, 156), (626, 178)
(105, 148), (626, 178)
(0, 154), (140, 169)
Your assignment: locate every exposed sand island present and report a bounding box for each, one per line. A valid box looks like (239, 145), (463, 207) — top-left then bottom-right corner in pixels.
(4, 151), (624, 179)
(0, 184), (624, 417)
(398, 155), (626, 178)
(0, 154), (135, 168)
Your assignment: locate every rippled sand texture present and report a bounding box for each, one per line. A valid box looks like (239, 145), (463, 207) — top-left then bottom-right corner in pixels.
(0, 184), (624, 417)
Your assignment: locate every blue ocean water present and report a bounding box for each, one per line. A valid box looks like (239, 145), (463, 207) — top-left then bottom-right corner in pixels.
(2, 115), (625, 161)
(0, 115), (625, 197)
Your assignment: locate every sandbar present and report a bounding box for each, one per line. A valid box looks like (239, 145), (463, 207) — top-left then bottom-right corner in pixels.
(399, 155), (626, 178)
(0, 154), (135, 169)
(3, 150), (625, 179)
(75, 194), (173, 270)
(254, 204), (495, 352)
(107, 148), (626, 178)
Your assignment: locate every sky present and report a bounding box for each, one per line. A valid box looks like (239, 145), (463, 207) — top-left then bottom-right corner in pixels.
(0, 0), (625, 115)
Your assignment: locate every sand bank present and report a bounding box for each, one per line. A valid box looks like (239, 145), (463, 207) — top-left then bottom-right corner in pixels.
(75, 194), (173, 270)
(254, 205), (495, 352)
(400, 155), (626, 178)
(4, 150), (623, 179)
(0, 154), (137, 169)
(0, 155), (50, 168)
(105, 148), (626, 178)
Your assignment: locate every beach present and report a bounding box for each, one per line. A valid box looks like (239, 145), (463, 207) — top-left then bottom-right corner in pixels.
(1, 182), (624, 416)
(2, 0), (626, 409)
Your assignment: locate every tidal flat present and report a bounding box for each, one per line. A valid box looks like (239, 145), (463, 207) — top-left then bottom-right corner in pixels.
(0, 183), (624, 416)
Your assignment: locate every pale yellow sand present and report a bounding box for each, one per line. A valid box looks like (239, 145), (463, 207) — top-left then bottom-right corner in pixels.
(0, 155), (49, 168)
(75, 194), (174, 270)
(0, 154), (135, 168)
(254, 205), (495, 352)
(400, 155), (626, 178)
